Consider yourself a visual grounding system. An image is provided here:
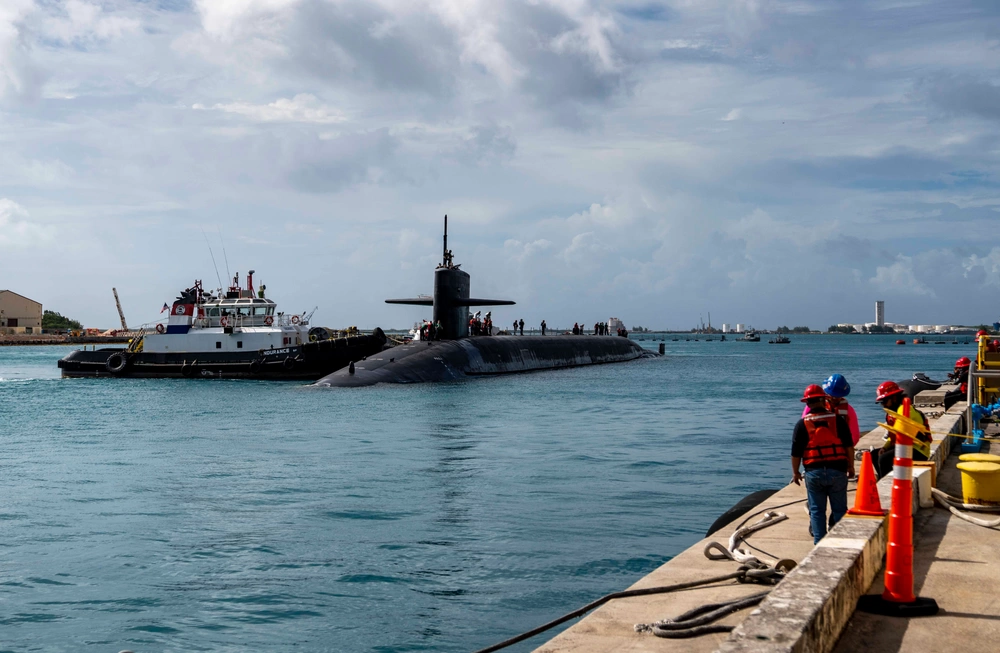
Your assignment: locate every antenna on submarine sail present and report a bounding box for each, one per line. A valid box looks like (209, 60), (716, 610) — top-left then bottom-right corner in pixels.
(385, 215), (514, 339)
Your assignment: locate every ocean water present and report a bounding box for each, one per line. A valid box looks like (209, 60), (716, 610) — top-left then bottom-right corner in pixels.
(0, 336), (967, 652)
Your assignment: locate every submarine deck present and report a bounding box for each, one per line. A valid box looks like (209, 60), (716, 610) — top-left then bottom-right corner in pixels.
(533, 391), (1000, 653)
(314, 335), (649, 387)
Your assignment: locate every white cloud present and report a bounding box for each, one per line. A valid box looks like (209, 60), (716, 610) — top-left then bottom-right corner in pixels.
(0, 199), (54, 247)
(0, 0), (42, 102)
(964, 248), (1000, 287)
(722, 108), (742, 121)
(194, 0), (299, 41)
(504, 237), (551, 263)
(42, 0), (139, 44)
(193, 94), (347, 124)
(725, 208), (836, 252)
(869, 257), (935, 296)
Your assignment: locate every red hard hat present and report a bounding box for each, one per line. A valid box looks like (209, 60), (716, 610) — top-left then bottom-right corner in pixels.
(977, 330), (989, 337)
(875, 380), (904, 402)
(955, 357), (972, 368)
(801, 384), (827, 402)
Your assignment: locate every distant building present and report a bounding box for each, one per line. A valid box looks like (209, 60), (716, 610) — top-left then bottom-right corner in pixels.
(735, 323), (745, 333)
(875, 301), (885, 327)
(721, 323), (730, 333)
(608, 317), (625, 332)
(0, 290), (42, 335)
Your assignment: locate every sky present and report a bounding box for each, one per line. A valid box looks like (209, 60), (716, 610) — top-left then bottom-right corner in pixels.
(1, 0), (999, 331)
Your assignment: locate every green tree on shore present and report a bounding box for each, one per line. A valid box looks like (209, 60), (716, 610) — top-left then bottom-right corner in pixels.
(777, 326), (812, 334)
(42, 310), (82, 331)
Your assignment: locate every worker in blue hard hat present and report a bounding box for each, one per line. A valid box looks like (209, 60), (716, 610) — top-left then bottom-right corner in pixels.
(792, 384), (855, 544)
(800, 374), (860, 445)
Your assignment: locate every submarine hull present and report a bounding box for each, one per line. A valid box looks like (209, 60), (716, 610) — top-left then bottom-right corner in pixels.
(313, 335), (651, 387)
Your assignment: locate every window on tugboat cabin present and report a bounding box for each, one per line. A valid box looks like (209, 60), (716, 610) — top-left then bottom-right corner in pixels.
(237, 341), (243, 349)
(216, 342), (222, 349)
(208, 307), (220, 317)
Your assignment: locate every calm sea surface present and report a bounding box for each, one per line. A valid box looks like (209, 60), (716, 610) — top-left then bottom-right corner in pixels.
(0, 336), (967, 652)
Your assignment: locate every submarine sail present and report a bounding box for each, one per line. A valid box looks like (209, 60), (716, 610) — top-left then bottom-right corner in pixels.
(385, 215), (514, 340)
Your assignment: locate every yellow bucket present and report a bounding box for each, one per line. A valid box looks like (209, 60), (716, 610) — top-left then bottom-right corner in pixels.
(956, 461), (1000, 506)
(959, 453), (1000, 464)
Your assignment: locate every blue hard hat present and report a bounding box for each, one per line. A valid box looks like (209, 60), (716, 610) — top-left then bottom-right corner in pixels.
(823, 374), (850, 398)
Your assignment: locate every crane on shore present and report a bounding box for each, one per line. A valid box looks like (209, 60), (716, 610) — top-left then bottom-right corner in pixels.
(112, 288), (128, 331)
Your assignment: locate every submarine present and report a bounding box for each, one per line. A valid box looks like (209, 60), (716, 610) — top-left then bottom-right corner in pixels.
(313, 216), (655, 388)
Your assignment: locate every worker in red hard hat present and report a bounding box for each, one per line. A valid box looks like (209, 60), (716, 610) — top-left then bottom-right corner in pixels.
(801, 374), (860, 445)
(949, 357), (971, 392)
(791, 384), (855, 544)
(975, 329), (999, 353)
(874, 381), (933, 478)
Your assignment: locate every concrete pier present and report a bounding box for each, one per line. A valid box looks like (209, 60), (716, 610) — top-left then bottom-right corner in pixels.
(535, 389), (998, 653)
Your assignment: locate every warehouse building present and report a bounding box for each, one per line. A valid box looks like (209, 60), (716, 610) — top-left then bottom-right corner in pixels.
(0, 290), (42, 334)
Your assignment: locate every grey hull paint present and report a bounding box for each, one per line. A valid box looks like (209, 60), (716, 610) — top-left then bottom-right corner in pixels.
(313, 335), (650, 387)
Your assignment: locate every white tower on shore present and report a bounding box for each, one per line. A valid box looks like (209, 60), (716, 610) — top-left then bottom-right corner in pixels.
(875, 301), (885, 327)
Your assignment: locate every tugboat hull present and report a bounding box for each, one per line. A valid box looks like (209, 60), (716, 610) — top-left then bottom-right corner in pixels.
(58, 330), (387, 380)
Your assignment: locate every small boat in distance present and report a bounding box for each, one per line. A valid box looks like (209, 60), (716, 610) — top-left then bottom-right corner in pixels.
(739, 330), (761, 342)
(768, 335), (790, 344)
(896, 339), (906, 345)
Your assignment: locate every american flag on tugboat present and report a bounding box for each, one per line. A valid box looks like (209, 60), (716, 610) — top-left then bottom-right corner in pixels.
(160, 302), (169, 313)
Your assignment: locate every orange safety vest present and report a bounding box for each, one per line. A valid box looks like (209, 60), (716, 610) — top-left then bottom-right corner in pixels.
(802, 412), (847, 466)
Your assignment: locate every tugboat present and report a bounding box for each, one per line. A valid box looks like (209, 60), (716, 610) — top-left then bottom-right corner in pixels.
(739, 330), (761, 342)
(58, 272), (386, 379)
(768, 334), (790, 344)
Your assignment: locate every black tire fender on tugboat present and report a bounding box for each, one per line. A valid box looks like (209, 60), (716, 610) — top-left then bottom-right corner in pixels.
(105, 352), (129, 375)
(282, 356), (297, 370)
(180, 361), (199, 378)
(248, 359), (263, 374)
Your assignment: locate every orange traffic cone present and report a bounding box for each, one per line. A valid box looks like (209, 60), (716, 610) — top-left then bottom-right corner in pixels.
(857, 397), (938, 617)
(847, 450), (886, 517)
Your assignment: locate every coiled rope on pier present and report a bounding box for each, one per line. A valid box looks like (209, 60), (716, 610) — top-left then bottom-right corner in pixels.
(472, 568), (773, 653)
(474, 503), (800, 652)
(703, 510), (797, 574)
(635, 590), (771, 638)
(633, 509), (797, 639)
